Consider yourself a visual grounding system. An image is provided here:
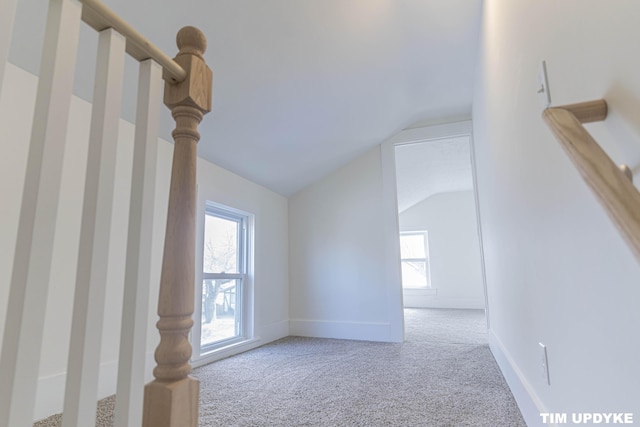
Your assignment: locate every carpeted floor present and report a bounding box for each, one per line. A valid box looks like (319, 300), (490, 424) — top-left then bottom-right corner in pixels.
(35, 308), (526, 426)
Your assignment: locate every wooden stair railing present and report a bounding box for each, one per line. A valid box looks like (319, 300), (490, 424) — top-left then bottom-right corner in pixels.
(543, 100), (640, 263)
(0, 0), (211, 425)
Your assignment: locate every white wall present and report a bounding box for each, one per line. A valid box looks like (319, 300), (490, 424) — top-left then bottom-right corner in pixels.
(194, 147), (290, 357)
(473, 1), (640, 425)
(289, 146), (404, 342)
(400, 191), (484, 309)
(0, 62), (289, 421)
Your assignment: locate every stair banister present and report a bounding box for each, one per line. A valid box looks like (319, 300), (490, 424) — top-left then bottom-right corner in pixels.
(79, 0), (186, 83)
(0, 0), (211, 424)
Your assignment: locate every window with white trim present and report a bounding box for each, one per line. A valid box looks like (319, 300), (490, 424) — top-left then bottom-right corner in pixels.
(400, 231), (430, 288)
(197, 203), (251, 356)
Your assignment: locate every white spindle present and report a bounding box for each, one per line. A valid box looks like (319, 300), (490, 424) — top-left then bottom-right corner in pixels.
(114, 58), (163, 427)
(0, 0), (82, 426)
(0, 0), (17, 98)
(61, 27), (126, 427)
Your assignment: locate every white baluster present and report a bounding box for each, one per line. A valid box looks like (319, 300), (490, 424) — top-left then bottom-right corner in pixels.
(114, 58), (163, 427)
(0, 0), (82, 426)
(62, 27), (126, 427)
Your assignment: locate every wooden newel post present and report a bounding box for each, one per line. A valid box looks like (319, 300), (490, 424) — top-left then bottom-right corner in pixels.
(142, 26), (212, 427)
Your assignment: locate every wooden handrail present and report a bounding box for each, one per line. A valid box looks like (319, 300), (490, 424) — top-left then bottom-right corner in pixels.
(543, 100), (640, 263)
(80, 0), (186, 83)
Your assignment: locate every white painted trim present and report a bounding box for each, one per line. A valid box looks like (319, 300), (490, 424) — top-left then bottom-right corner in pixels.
(114, 58), (163, 427)
(403, 287), (438, 296)
(191, 338), (261, 368)
(258, 319), (289, 343)
(289, 319), (392, 342)
(33, 372), (66, 423)
(403, 295), (485, 310)
(488, 329), (551, 427)
(193, 202), (256, 360)
(63, 28), (126, 427)
(380, 136), (405, 343)
(190, 318), (288, 368)
(469, 126), (491, 330)
(380, 120), (491, 337)
(386, 121), (474, 146)
(33, 353), (150, 423)
(0, 1), (83, 425)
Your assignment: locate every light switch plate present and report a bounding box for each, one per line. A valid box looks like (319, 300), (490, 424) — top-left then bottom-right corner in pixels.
(538, 61), (551, 109)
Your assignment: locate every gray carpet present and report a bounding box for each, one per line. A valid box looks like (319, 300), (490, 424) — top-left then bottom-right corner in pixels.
(35, 308), (526, 426)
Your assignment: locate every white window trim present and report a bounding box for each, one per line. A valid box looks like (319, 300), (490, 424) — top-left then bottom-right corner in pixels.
(192, 202), (255, 365)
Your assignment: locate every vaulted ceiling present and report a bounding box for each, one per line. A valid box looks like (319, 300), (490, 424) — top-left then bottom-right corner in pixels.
(395, 136), (474, 213)
(10, 0), (482, 196)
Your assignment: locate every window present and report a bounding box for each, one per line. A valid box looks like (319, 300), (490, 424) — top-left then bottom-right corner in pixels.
(400, 231), (430, 288)
(196, 203), (252, 357)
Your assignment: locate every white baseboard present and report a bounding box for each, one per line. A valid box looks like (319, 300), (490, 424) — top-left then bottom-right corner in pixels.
(33, 353), (151, 423)
(34, 371), (66, 422)
(289, 318), (392, 342)
(34, 320), (290, 422)
(488, 329), (551, 427)
(258, 319), (289, 343)
(403, 295), (485, 309)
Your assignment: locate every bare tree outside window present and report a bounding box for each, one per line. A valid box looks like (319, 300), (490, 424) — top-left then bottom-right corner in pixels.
(203, 215), (239, 324)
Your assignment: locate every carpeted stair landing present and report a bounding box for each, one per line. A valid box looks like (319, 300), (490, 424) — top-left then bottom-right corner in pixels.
(34, 309), (526, 426)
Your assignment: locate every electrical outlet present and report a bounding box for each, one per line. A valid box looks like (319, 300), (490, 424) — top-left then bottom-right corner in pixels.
(537, 61), (551, 109)
(539, 342), (550, 385)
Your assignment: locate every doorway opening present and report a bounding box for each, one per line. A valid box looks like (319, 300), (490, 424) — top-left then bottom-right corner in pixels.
(390, 123), (488, 332)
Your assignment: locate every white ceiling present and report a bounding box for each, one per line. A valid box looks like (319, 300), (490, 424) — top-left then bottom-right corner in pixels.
(10, 0), (482, 196)
(395, 136), (473, 213)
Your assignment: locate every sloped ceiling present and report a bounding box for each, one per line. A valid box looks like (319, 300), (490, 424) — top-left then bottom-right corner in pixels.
(395, 136), (473, 213)
(9, 0), (482, 196)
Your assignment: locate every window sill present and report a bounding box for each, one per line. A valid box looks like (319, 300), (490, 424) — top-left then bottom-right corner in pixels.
(192, 337), (260, 368)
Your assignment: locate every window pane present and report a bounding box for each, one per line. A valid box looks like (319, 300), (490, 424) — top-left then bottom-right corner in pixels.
(201, 278), (242, 347)
(401, 260), (427, 288)
(400, 234), (426, 259)
(197, 203), (250, 359)
(203, 214), (240, 274)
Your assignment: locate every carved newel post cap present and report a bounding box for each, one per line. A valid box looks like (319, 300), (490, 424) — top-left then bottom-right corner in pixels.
(176, 26), (207, 58)
(165, 26), (212, 112)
